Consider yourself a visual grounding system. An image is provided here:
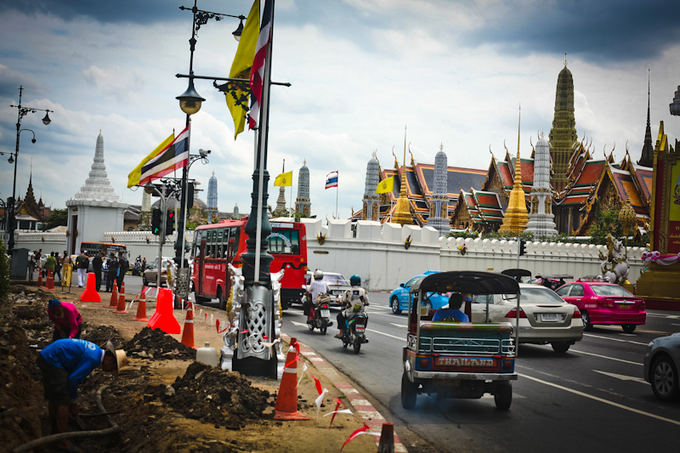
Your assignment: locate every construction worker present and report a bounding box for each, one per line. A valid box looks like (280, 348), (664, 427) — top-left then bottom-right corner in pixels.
(37, 339), (126, 452)
(47, 299), (83, 341)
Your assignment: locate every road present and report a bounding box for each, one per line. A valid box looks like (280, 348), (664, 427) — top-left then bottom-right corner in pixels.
(281, 291), (680, 453)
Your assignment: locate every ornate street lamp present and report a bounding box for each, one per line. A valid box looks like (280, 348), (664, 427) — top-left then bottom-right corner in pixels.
(7, 86), (53, 256)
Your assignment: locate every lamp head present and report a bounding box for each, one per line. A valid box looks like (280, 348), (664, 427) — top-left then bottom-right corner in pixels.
(8, 155), (14, 164)
(31, 137), (36, 144)
(232, 18), (244, 41)
(42, 112), (51, 126)
(176, 78), (205, 116)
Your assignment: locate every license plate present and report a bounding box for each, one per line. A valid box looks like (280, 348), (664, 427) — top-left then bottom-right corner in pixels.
(618, 304), (630, 310)
(540, 313), (558, 322)
(321, 309), (330, 318)
(436, 357), (495, 367)
(355, 325), (365, 332)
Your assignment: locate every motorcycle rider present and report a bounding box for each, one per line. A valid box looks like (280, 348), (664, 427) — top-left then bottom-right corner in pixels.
(335, 274), (369, 339)
(306, 270), (330, 321)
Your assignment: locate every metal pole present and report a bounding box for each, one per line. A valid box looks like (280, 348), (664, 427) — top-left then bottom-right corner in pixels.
(516, 239), (521, 268)
(335, 171), (339, 218)
(157, 185), (168, 290)
(8, 86), (23, 255)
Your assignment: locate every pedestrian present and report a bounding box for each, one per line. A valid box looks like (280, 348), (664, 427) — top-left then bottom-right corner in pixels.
(92, 251), (103, 292)
(54, 252), (62, 282)
(47, 298), (82, 340)
(105, 253), (118, 293)
(75, 251), (89, 288)
(141, 257), (146, 271)
(116, 252), (129, 292)
(37, 339), (126, 452)
(27, 251), (35, 282)
(45, 252), (57, 280)
(62, 252), (73, 288)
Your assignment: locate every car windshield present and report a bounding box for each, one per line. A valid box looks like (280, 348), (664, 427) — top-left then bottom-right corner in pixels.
(505, 287), (564, 304)
(324, 274), (349, 285)
(590, 284), (634, 297)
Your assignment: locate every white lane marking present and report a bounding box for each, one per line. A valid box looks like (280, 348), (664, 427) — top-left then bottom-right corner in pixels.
(367, 328), (405, 341)
(593, 370), (647, 384)
(673, 323), (680, 327)
(519, 373), (680, 427)
(390, 323), (407, 328)
(645, 313), (678, 319)
(636, 329), (671, 335)
(584, 333), (649, 346)
(291, 320), (308, 327)
(570, 349), (642, 366)
(667, 315), (680, 319)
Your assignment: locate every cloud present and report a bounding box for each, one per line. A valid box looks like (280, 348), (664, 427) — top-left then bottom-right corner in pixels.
(82, 65), (144, 101)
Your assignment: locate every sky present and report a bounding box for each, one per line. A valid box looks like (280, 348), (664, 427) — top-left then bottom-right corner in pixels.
(1, 0), (679, 222)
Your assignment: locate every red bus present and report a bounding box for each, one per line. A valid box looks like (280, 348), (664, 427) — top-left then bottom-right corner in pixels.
(190, 219), (308, 309)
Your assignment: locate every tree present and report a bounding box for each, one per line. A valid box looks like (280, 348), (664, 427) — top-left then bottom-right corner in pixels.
(589, 201), (622, 245)
(42, 208), (67, 231)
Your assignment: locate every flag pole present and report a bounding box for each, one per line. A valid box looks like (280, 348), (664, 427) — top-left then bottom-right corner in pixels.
(335, 170), (339, 219)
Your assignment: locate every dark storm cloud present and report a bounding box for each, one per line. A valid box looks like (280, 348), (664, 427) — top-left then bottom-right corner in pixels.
(464, 0), (680, 62)
(0, 0), (189, 23)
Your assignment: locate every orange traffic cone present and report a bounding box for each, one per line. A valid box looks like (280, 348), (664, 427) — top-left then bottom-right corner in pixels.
(120, 281), (126, 296)
(132, 294), (148, 322)
(378, 422), (395, 453)
(147, 288), (181, 334)
(113, 294), (127, 313)
(180, 308), (195, 349)
(273, 338), (309, 420)
(37, 271), (43, 287)
(80, 273), (101, 303)
(106, 284), (118, 308)
(45, 271), (55, 290)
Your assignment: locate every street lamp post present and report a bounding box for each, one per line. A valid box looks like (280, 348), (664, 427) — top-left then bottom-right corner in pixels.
(174, 0), (244, 301)
(7, 86), (53, 256)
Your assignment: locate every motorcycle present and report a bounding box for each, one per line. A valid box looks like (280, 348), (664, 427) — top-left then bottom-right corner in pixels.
(340, 311), (368, 354)
(306, 294), (333, 335)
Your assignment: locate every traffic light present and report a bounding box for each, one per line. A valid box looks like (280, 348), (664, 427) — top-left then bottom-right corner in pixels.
(519, 239), (526, 256)
(151, 208), (161, 235)
(166, 210), (176, 235)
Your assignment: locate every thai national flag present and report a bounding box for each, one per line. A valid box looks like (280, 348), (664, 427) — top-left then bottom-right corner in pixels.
(248, 0), (273, 130)
(325, 171), (338, 189)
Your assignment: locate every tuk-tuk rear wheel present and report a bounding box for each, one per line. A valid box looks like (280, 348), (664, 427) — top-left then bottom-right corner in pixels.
(494, 381), (512, 411)
(401, 372), (417, 409)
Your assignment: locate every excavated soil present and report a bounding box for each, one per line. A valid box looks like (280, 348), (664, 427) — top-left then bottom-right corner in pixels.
(167, 362), (271, 429)
(123, 326), (196, 360)
(2, 284), (382, 453)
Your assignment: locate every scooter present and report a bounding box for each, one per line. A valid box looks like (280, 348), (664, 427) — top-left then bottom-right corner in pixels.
(340, 311), (368, 354)
(306, 294), (333, 335)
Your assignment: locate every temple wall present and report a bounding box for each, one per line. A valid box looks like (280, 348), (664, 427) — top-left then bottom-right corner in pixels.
(9, 222), (645, 291)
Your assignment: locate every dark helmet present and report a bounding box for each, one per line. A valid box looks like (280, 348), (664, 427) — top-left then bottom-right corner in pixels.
(349, 274), (361, 286)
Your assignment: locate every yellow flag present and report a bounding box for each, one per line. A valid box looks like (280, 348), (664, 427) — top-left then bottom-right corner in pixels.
(376, 176), (395, 194)
(127, 133), (174, 188)
(225, 0), (260, 140)
(274, 171), (293, 187)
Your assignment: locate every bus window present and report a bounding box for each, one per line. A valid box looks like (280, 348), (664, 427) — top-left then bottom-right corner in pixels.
(230, 227), (239, 257)
(268, 229), (299, 255)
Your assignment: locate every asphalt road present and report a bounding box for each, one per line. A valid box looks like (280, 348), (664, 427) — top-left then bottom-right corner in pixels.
(281, 291), (680, 453)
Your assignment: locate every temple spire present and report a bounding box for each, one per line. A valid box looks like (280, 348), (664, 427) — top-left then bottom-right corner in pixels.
(499, 107), (529, 234)
(638, 68), (654, 167)
(392, 125), (413, 225)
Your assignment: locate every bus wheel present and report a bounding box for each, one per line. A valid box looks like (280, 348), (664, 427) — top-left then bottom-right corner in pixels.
(217, 286), (226, 310)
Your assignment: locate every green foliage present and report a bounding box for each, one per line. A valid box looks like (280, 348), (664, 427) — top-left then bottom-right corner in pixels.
(589, 201), (623, 245)
(42, 208), (68, 231)
(0, 240), (9, 303)
(447, 230), (479, 239)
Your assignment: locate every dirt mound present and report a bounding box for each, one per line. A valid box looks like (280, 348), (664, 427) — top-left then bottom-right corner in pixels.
(10, 292), (53, 347)
(0, 321), (44, 451)
(167, 362), (272, 429)
(123, 327), (195, 360)
(81, 323), (126, 348)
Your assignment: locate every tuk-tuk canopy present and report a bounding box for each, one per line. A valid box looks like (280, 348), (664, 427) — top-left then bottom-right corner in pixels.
(501, 268), (532, 278)
(411, 271), (520, 295)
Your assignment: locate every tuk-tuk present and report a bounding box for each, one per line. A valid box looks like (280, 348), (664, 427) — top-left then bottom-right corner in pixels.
(401, 271), (521, 411)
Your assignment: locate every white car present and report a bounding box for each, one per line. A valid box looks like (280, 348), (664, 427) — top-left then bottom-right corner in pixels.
(468, 283), (584, 353)
(304, 271), (351, 307)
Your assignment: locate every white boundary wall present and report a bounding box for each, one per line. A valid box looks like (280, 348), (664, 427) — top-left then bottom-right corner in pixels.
(9, 223), (644, 291)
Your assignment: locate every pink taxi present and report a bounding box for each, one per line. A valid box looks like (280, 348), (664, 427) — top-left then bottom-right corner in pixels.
(555, 281), (645, 333)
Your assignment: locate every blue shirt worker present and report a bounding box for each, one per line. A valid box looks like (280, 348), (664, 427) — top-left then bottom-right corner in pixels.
(37, 339), (126, 451)
(432, 292), (470, 322)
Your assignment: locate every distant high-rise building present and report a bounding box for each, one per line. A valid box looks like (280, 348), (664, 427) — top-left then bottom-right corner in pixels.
(207, 172), (218, 223)
(549, 59), (578, 192)
(296, 160), (311, 217)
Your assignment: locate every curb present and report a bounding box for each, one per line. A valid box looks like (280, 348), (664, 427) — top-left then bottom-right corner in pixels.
(281, 333), (407, 452)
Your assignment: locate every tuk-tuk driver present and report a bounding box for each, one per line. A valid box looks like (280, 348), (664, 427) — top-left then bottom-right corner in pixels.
(432, 292), (470, 322)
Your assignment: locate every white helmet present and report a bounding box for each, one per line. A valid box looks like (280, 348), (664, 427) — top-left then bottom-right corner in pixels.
(313, 269), (324, 280)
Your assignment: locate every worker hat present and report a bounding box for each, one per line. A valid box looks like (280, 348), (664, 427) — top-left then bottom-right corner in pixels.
(105, 340), (128, 374)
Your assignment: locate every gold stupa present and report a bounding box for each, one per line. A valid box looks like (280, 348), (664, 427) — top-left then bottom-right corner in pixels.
(392, 126), (413, 225)
(498, 108), (529, 234)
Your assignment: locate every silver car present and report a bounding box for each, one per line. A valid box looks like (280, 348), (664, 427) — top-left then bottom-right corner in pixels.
(304, 271), (351, 308)
(644, 333), (680, 401)
(469, 283), (584, 353)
